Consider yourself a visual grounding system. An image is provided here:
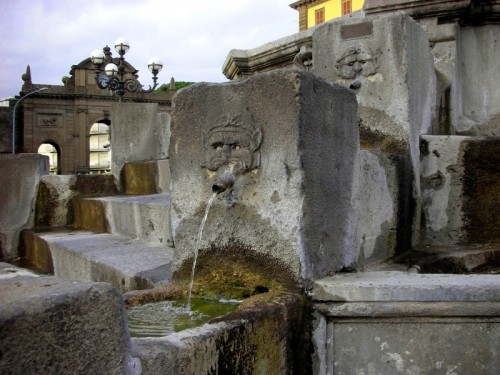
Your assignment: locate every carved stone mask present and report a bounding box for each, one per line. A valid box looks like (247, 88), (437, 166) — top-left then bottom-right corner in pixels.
(336, 47), (377, 79)
(203, 114), (262, 174)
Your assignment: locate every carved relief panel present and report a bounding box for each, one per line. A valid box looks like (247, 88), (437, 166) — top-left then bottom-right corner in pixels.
(35, 110), (65, 128)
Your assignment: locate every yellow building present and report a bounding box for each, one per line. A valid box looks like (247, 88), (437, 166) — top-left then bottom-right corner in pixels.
(290, 0), (365, 31)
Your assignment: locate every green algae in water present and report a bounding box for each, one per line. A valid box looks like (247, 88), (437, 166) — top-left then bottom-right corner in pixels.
(126, 298), (240, 338)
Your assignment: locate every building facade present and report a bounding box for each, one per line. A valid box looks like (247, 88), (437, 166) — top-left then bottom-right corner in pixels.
(1, 48), (173, 175)
(290, 0), (365, 31)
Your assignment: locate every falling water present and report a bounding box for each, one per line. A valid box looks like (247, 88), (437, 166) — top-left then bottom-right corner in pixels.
(186, 192), (218, 309)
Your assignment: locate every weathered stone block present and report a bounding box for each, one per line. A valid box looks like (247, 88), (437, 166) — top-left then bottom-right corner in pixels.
(0, 276), (133, 374)
(74, 194), (173, 246)
(354, 151), (405, 267)
(312, 13), (436, 248)
(0, 154), (48, 260)
(123, 159), (170, 195)
(111, 103), (170, 190)
(420, 135), (500, 244)
(27, 231), (173, 292)
(35, 174), (118, 229)
(456, 25), (500, 136)
(312, 13), (435, 163)
(170, 70), (359, 283)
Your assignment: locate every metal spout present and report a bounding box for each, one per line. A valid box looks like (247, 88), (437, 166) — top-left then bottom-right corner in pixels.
(212, 173), (235, 194)
(349, 79), (361, 90)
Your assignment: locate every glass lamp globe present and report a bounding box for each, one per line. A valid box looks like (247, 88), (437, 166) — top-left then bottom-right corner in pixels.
(148, 57), (163, 74)
(90, 49), (105, 65)
(104, 63), (118, 77)
(114, 38), (130, 55)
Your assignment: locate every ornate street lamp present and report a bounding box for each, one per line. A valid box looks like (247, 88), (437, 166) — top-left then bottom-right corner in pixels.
(12, 87), (48, 154)
(90, 38), (163, 100)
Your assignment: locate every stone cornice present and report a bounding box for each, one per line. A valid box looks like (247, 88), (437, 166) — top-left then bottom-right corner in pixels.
(364, 0), (500, 24)
(364, 0), (470, 17)
(17, 94), (172, 110)
(290, 0), (329, 10)
(18, 86), (172, 106)
(222, 30), (314, 80)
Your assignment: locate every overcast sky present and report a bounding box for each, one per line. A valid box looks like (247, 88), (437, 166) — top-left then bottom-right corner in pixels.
(0, 0), (298, 98)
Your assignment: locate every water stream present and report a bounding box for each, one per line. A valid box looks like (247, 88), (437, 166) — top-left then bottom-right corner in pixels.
(186, 192), (218, 309)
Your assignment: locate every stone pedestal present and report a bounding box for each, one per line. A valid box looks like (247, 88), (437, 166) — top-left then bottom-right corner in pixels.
(312, 271), (500, 374)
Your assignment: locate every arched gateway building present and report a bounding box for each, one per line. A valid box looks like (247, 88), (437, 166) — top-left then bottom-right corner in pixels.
(2, 50), (173, 175)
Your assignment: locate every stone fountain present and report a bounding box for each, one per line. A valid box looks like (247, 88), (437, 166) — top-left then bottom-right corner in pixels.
(169, 69), (359, 287)
(1, 1), (500, 374)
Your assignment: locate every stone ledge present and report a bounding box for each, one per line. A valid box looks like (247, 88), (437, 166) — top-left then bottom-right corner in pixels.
(312, 271), (500, 302)
(222, 30), (313, 80)
(74, 193), (173, 246)
(364, 0), (470, 18)
(364, 0), (500, 24)
(314, 301), (500, 317)
(0, 262), (39, 279)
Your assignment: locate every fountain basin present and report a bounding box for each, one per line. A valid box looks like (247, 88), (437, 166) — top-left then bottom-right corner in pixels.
(1, 268), (309, 374)
(126, 297), (240, 338)
(129, 291), (309, 375)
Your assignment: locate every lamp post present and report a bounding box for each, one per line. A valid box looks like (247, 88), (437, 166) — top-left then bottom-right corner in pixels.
(12, 87), (48, 155)
(90, 38), (163, 101)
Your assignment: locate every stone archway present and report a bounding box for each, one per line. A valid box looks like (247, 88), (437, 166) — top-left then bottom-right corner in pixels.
(37, 142), (61, 174)
(89, 120), (111, 174)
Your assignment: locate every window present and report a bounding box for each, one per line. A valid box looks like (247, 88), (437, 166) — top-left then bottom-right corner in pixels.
(342, 0), (352, 15)
(315, 8), (325, 25)
(38, 143), (59, 174)
(89, 122), (111, 174)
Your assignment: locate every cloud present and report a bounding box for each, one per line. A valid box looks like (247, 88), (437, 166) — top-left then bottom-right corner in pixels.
(0, 0), (298, 97)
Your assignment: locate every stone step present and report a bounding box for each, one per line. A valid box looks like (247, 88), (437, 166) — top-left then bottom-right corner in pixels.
(74, 193), (173, 247)
(23, 230), (174, 292)
(313, 271), (500, 303)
